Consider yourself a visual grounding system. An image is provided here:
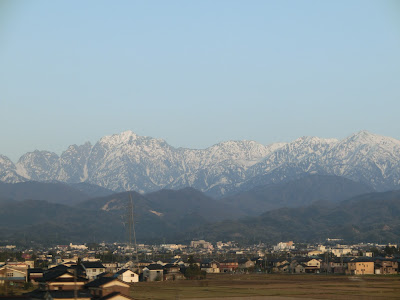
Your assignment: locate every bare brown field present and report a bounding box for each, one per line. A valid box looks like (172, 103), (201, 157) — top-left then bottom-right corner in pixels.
(130, 273), (400, 299)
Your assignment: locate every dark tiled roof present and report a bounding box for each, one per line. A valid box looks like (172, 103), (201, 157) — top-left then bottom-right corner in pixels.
(40, 269), (87, 282)
(47, 290), (91, 299)
(81, 261), (105, 269)
(23, 289), (46, 299)
(0, 297), (32, 299)
(46, 264), (69, 272)
(85, 276), (118, 288)
(163, 264), (179, 268)
(200, 259), (212, 264)
(98, 271), (114, 278)
(99, 291), (133, 300)
(40, 269), (70, 282)
(145, 264), (163, 270)
(27, 268), (44, 274)
(115, 268), (130, 275)
(351, 258), (374, 262)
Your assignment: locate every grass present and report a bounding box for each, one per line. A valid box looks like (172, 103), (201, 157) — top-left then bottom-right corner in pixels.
(130, 273), (400, 299)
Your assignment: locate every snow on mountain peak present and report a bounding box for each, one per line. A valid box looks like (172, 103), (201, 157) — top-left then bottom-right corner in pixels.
(293, 136), (338, 145)
(100, 130), (140, 145)
(1, 130), (400, 195)
(346, 130), (400, 146)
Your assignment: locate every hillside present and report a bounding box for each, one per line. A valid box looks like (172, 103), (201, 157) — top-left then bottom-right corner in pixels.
(184, 190), (400, 244)
(0, 181), (114, 205)
(220, 175), (374, 215)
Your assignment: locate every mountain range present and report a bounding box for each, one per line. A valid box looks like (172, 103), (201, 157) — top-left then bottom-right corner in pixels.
(188, 190), (400, 244)
(1, 178), (400, 245)
(1, 130), (400, 198)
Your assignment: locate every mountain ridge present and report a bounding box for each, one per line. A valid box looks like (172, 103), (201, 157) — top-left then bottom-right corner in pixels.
(1, 130), (399, 196)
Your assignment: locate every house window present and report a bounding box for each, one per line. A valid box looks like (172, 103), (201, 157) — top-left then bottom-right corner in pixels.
(131, 274), (135, 277)
(6, 272), (14, 277)
(93, 269), (96, 272)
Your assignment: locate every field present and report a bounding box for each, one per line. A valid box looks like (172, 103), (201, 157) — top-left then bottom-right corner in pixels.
(130, 273), (400, 299)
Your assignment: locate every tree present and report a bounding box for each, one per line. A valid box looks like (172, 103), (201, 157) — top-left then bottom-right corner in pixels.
(184, 255), (206, 280)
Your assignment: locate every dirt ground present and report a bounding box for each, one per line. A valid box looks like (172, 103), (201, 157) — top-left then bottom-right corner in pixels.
(130, 273), (400, 299)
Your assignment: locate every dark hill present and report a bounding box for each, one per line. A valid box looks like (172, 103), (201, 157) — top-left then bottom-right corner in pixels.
(221, 175), (374, 215)
(0, 181), (115, 205)
(78, 187), (246, 240)
(0, 181), (90, 205)
(184, 190), (400, 244)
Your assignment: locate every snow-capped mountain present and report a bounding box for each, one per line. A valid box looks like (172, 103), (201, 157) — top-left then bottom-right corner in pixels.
(0, 155), (25, 183)
(1, 130), (400, 196)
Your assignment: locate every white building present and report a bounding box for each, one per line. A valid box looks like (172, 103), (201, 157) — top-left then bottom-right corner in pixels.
(114, 269), (139, 283)
(190, 240), (213, 250)
(273, 241), (295, 252)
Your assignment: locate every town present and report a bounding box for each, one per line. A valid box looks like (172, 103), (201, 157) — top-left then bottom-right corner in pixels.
(1, 239), (399, 299)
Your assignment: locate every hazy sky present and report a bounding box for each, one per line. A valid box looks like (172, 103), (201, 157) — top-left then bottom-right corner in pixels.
(1, 0), (400, 162)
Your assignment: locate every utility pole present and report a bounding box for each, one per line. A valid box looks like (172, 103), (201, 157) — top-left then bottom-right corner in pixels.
(4, 265), (8, 296)
(74, 268), (78, 300)
(129, 193), (139, 271)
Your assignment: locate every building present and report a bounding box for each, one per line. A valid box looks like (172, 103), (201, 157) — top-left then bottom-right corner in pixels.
(219, 260), (238, 273)
(347, 260), (374, 275)
(200, 260), (220, 273)
(38, 269), (88, 291)
(0, 265), (27, 286)
(81, 262), (105, 280)
(190, 240), (213, 250)
(142, 264), (163, 281)
(113, 269), (138, 283)
(162, 264), (184, 281)
(273, 241), (295, 252)
(85, 277), (130, 299)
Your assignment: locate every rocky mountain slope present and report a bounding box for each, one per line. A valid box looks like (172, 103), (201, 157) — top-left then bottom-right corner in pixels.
(1, 130), (399, 197)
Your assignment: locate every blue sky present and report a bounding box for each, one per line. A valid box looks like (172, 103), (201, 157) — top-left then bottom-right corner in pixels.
(1, 0), (400, 161)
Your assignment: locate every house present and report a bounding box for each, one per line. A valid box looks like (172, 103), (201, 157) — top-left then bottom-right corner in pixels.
(28, 268), (44, 283)
(38, 269), (88, 291)
(304, 258), (321, 273)
(43, 290), (92, 300)
(168, 258), (184, 266)
(374, 258), (398, 275)
(103, 263), (119, 273)
(81, 262), (106, 280)
(113, 269), (139, 283)
(85, 277), (130, 299)
(238, 259), (255, 270)
(276, 263), (290, 273)
(163, 264), (185, 281)
(200, 260), (220, 273)
(347, 259), (374, 275)
(219, 260), (238, 273)
(0, 265), (27, 286)
(26, 289), (90, 300)
(97, 291), (135, 300)
(294, 263), (306, 273)
(137, 260), (154, 268)
(270, 259), (289, 273)
(325, 258), (348, 274)
(142, 264), (163, 281)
